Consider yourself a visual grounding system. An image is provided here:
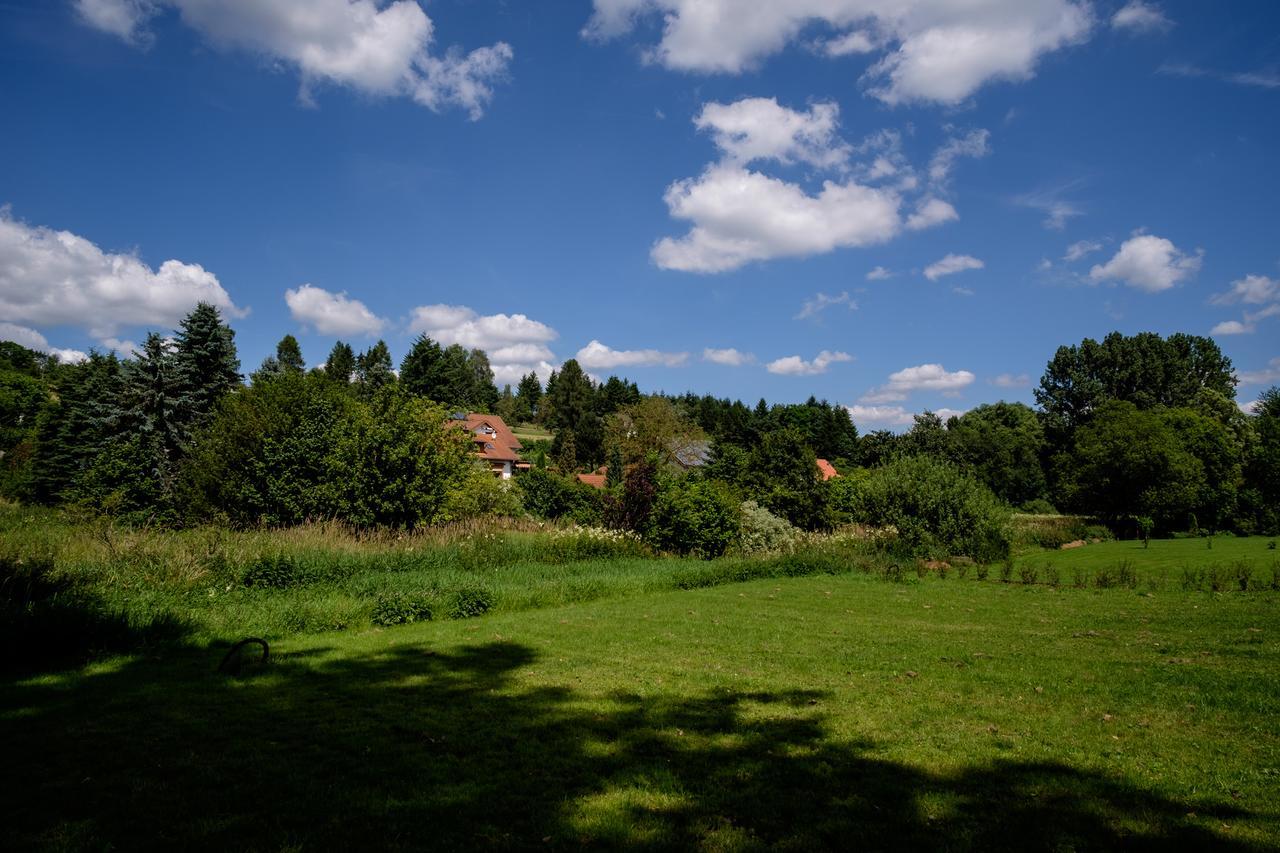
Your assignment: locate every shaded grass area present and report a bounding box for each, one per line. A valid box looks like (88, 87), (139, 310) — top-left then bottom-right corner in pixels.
(2, 504), (895, 672)
(4, 574), (1277, 850)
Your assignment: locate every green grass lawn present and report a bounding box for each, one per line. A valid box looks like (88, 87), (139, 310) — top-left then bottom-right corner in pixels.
(5, 568), (1278, 850)
(1009, 535), (1280, 589)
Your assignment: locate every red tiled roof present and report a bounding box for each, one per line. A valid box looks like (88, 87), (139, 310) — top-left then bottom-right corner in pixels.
(576, 473), (607, 489)
(450, 413), (524, 464)
(816, 458), (840, 481)
(460, 413), (522, 451)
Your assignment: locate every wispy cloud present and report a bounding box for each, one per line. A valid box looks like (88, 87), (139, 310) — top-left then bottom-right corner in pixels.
(1159, 62), (1280, 90)
(795, 291), (857, 320)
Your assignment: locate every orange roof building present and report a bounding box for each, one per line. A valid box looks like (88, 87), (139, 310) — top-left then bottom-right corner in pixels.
(576, 466), (608, 489)
(816, 458), (840, 481)
(451, 413), (527, 479)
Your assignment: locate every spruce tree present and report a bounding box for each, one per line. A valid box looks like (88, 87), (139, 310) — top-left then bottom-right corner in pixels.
(30, 352), (122, 503)
(325, 341), (355, 385)
(173, 302), (240, 424)
(276, 334), (305, 374)
(467, 348), (500, 412)
(399, 334), (443, 399)
(356, 340), (395, 392)
(514, 372), (542, 423)
(115, 333), (192, 500)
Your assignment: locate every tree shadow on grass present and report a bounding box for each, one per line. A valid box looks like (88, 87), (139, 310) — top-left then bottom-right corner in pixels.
(1, 637), (1271, 851)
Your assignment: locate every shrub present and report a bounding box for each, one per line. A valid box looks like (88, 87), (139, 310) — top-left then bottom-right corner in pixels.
(517, 468), (603, 525)
(646, 479), (741, 558)
(1020, 498), (1057, 515)
(242, 554), (297, 588)
(441, 468), (523, 521)
(851, 456), (1012, 562)
(449, 581), (495, 619)
(371, 591), (434, 626)
(738, 500), (801, 555)
(1018, 563), (1039, 585)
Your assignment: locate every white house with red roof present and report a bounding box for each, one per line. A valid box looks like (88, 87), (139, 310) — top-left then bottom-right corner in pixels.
(451, 413), (528, 479)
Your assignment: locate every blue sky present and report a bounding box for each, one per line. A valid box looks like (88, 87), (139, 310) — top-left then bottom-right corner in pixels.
(1, 0), (1278, 428)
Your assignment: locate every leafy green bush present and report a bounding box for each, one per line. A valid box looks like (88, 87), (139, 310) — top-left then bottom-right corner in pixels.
(448, 580), (495, 619)
(851, 456), (1012, 562)
(371, 591), (434, 626)
(646, 479), (741, 558)
(441, 468), (523, 521)
(516, 468), (603, 524)
(242, 554), (298, 588)
(1020, 498), (1057, 514)
(738, 500), (800, 555)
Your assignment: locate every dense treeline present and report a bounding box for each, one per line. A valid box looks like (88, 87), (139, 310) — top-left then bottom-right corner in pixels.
(1, 309), (1277, 558)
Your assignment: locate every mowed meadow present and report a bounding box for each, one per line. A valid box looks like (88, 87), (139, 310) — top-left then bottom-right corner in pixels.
(3, 504), (1279, 850)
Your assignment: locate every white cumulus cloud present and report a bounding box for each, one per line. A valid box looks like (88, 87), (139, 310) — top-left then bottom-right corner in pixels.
(584, 0), (1093, 106)
(693, 98), (851, 168)
(703, 347), (754, 366)
(845, 404), (915, 427)
(652, 164), (902, 273)
(576, 340), (689, 369)
(766, 350), (852, 376)
(285, 284), (384, 337)
(862, 362), (975, 402)
(1211, 274), (1278, 306)
(0, 208), (244, 342)
(409, 304), (560, 383)
(1089, 234), (1202, 293)
(924, 253), (984, 281)
(906, 197), (959, 231)
(75, 0), (513, 119)
(867, 265), (894, 281)
(0, 322), (88, 364)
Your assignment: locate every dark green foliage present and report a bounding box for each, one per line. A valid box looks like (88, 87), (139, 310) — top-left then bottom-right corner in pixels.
(356, 340), (396, 393)
(85, 333), (193, 515)
(1054, 401), (1230, 533)
(399, 336), (499, 411)
(173, 302), (241, 424)
(324, 341), (356, 385)
(371, 591), (434, 626)
(646, 479), (741, 558)
(183, 371), (350, 526)
(30, 352), (122, 503)
(516, 468), (603, 523)
(1036, 332), (1235, 437)
(606, 446), (623, 489)
(185, 378), (470, 528)
(848, 455), (1012, 563)
(514, 371), (542, 422)
(253, 335), (305, 384)
(243, 554), (298, 588)
(1241, 387), (1280, 534)
(607, 457), (657, 531)
(948, 403), (1048, 506)
(742, 427), (831, 530)
(595, 375), (641, 416)
(399, 334), (444, 399)
(546, 359), (602, 465)
(276, 335), (305, 374)
(448, 581), (495, 619)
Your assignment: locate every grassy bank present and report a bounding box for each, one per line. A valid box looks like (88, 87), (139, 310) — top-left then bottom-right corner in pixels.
(4, 571), (1278, 849)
